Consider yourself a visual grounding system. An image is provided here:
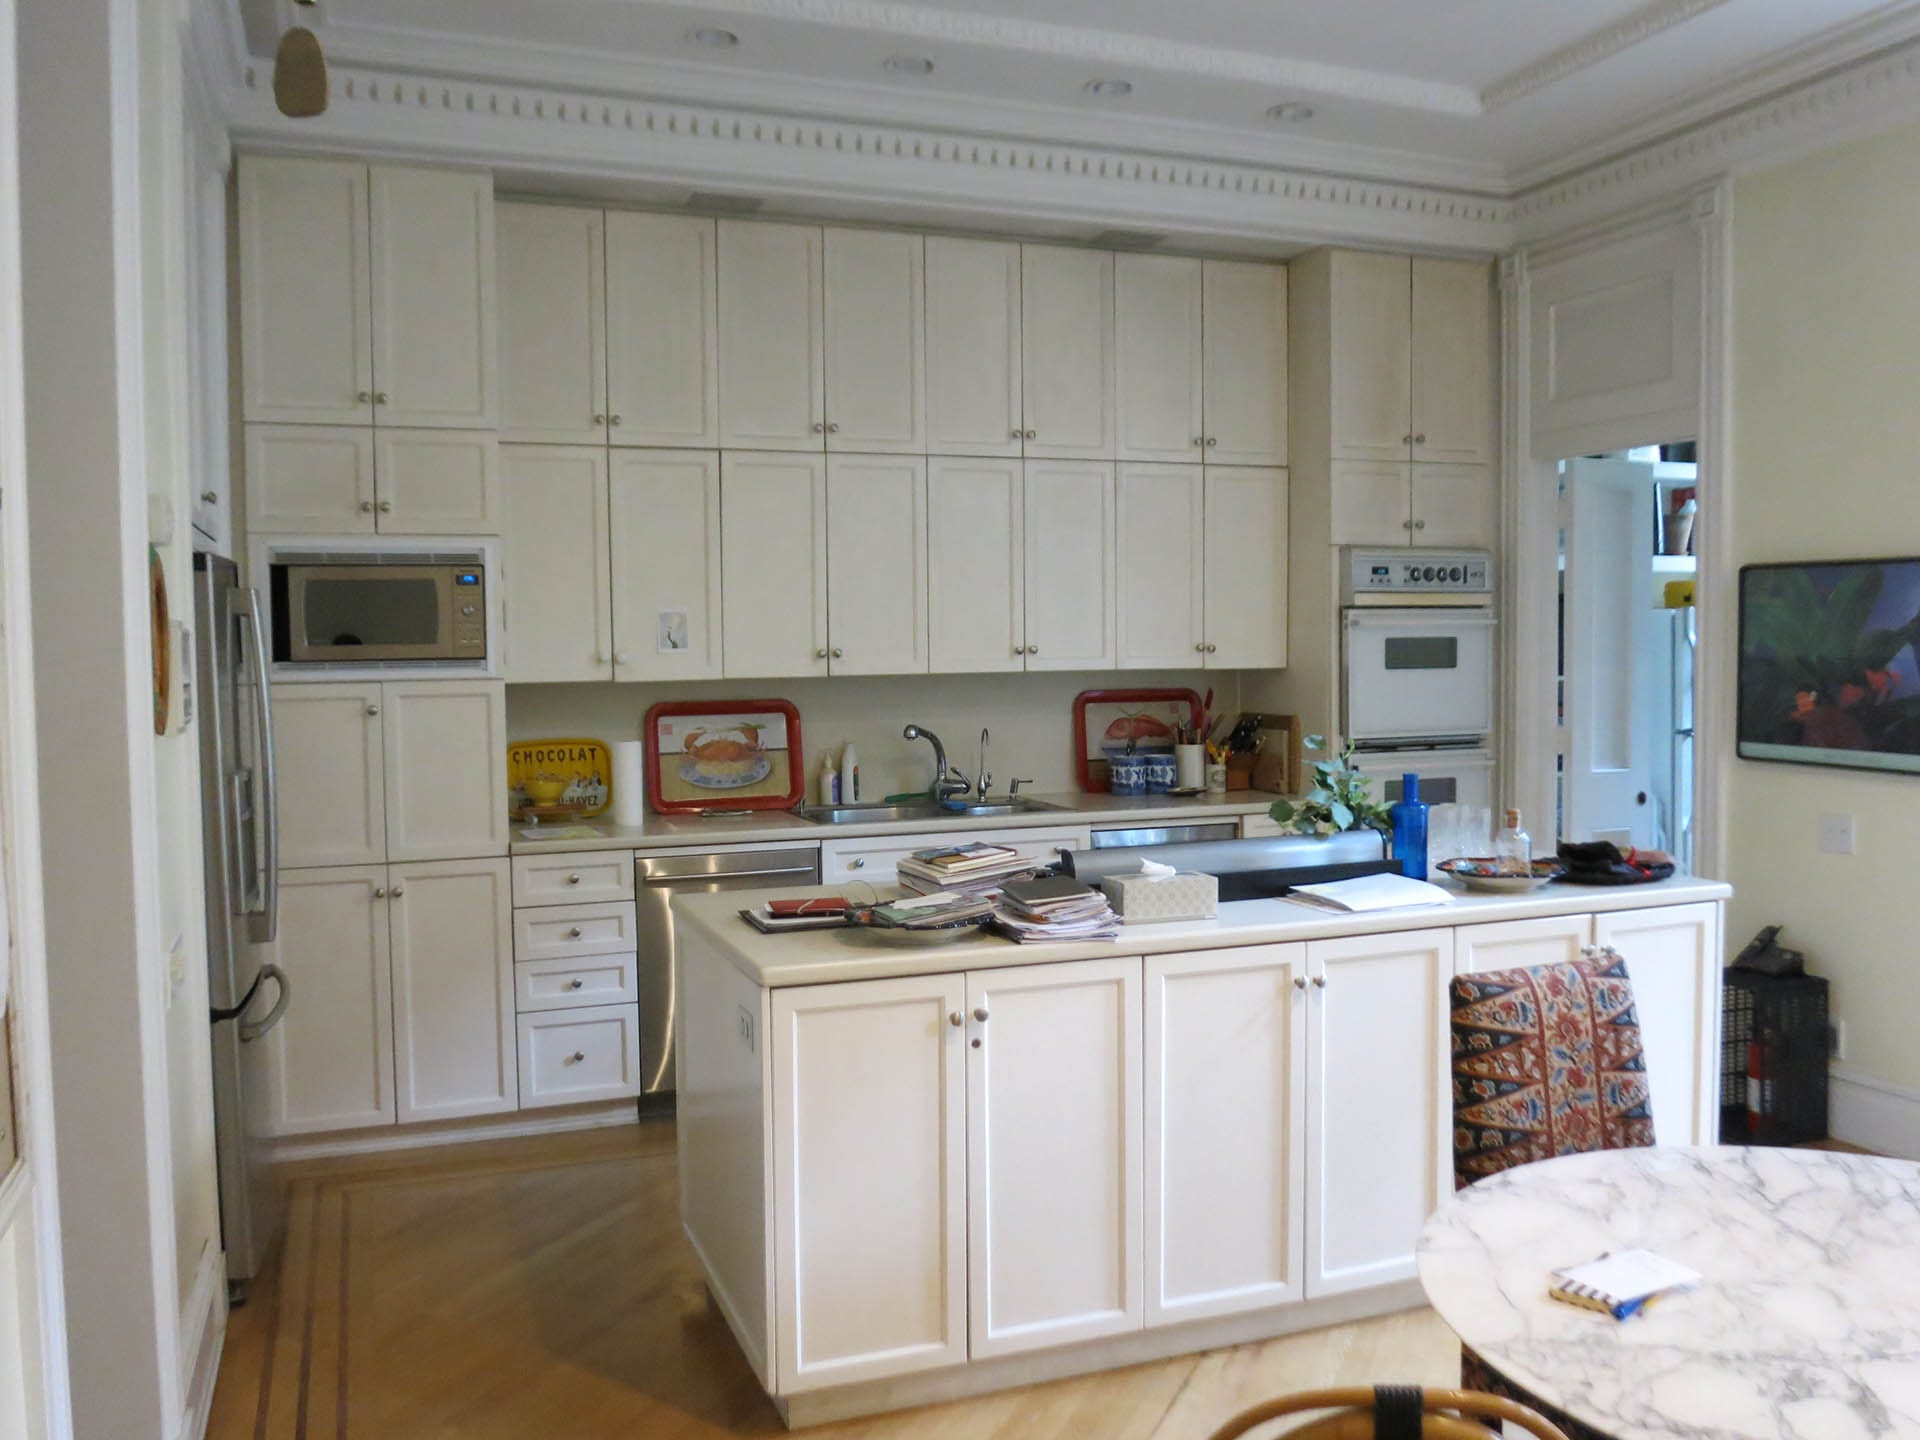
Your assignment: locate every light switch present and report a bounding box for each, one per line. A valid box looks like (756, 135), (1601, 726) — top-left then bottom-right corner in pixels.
(737, 1004), (756, 1053)
(1818, 813), (1855, 856)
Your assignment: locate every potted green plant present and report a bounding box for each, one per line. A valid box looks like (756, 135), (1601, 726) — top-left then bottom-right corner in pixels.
(1268, 735), (1393, 837)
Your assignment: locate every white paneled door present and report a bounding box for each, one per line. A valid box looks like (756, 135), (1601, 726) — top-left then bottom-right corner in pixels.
(244, 424), (376, 535)
(1595, 902), (1720, 1144)
(606, 212), (720, 449)
(1020, 245), (1114, 459)
(823, 229), (924, 453)
(496, 201), (606, 445)
(1202, 260), (1288, 467)
(1114, 255), (1203, 464)
(1203, 466), (1288, 669)
(721, 452), (830, 678)
(924, 237), (1022, 458)
(1116, 463), (1202, 669)
(379, 680), (509, 862)
(373, 430), (501, 535)
(269, 682), (386, 868)
(501, 445), (612, 683)
(1410, 258), (1493, 465)
(1023, 460), (1115, 671)
(1328, 251), (1413, 464)
(717, 221), (824, 450)
(926, 457), (1024, 673)
(609, 450), (723, 682)
(825, 455), (927, 675)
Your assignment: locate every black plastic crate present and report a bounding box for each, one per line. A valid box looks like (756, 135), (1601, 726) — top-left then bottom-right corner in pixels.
(1719, 969), (1829, 1145)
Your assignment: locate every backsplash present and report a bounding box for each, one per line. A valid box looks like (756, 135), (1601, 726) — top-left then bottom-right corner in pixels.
(506, 670), (1236, 803)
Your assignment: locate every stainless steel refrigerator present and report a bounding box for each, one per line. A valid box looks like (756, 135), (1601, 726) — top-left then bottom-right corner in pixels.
(194, 552), (285, 1300)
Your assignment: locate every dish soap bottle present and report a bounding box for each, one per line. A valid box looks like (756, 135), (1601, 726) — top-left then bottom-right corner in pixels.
(819, 751), (839, 806)
(1494, 808), (1532, 876)
(842, 742), (860, 803)
(1391, 773), (1429, 880)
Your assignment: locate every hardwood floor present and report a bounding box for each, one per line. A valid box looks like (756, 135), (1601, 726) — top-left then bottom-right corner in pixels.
(207, 1119), (1459, 1438)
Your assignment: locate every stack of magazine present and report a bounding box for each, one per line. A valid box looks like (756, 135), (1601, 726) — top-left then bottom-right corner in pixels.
(897, 841), (1042, 898)
(992, 876), (1119, 943)
(863, 891), (995, 930)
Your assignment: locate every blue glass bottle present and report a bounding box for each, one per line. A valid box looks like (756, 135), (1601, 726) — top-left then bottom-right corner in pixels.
(1391, 773), (1429, 880)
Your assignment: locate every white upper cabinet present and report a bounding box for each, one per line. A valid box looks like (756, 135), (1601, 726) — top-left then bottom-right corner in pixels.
(379, 679), (509, 862)
(270, 682), (387, 869)
(1023, 460), (1116, 670)
(822, 229), (925, 453)
(1116, 464), (1203, 669)
(924, 237), (1022, 458)
(501, 446), (611, 684)
(245, 424), (376, 534)
(1410, 258), (1493, 465)
(1114, 255), (1204, 464)
(1329, 461), (1415, 547)
(1328, 251), (1415, 464)
(1410, 463), (1497, 548)
(1020, 246), (1115, 459)
(927, 457), (1024, 673)
(1204, 466), (1289, 669)
(496, 202), (606, 445)
(606, 212), (720, 449)
(721, 452), (830, 678)
(373, 430), (502, 535)
(1203, 260), (1288, 466)
(238, 156), (374, 426)
(717, 221), (825, 451)
(609, 450), (723, 682)
(826, 456), (928, 676)
(368, 165), (496, 429)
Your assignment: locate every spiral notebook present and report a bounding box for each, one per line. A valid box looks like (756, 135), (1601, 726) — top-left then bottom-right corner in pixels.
(1548, 1249), (1700, 1320)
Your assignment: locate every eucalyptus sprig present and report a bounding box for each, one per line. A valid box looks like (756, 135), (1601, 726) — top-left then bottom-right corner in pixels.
(1267, 734), (1393, 837)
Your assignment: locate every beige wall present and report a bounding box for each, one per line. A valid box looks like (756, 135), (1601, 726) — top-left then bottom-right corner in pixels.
(1729, 118), (1920, 1094)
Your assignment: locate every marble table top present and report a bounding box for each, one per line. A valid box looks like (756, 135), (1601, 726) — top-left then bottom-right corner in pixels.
(1417, 1146), (1920, 1440)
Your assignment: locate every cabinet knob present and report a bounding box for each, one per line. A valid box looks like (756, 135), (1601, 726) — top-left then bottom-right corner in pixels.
(1195, 642), (1205, 653)
(566, 873), (581, 885)
(1010, 428), (1023, 440)
(849, 857), (865, 870)
(1402, 519), (1414, 531)
(1414, 433), (1427, 444)
(1414, 519), (1426, 530)
(593, 413), (607, 424)
(831, 647), (843, 659)
(812, 422), (826, 434)
(1311, 975), (1327, 988)
(826, 422), (839, 434)
(610, 414), (623, 427)
(1293, 976), (1307, 990)
(1193, 436), (1205, 448)
(357, 390), (372, 403)
(1205, 437), (1218, 447)
(389, 885), (405, 898)
(1206, 643), (1218, 653)
(1024, 429), (1037, 440)
(360, 500), (375, 513)
(1402, 434), (1412, 446)
(972, 1006), (989, 1023)
(365, 704), (380, 716)
(1026, 644), (1038, 655)
(200, 490), (218, 504)
(949, 1011), (964, 1027)
(378, 500), (393, 513)
(567, 927), (583, 939)
(615, 651), (630, 666)
(565, 1051), (585, 1065)
(373, 887), (387, 899)
(374, 391), (389, 405)
(814, 648), (828, 660)
(568, 978), (584, 990)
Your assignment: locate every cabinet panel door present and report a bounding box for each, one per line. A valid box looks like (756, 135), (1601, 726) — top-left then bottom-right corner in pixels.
(1411, 464), (1497, 549)
(496, 202), (606, 444)
(717, 221), (824, 450)
(389, 858), (515, 1123)
(244, 424), (376, 535)
(374, 430), (501, 535)
(501, 446), (612, 683)
(1329, 251), (1412, 463)
(605, 212), (720, 449)
(237, 156), (373, 425)
(257, 866), (393, 1135)
(1115, 255), (1203, 464)
(1594, 902), (1721, 1145)
(926, 458), (1025, 673)
(1411, 258), (1493, 466)
(1304, 927), (1452, 1298)
(1116, 463), (1202, 669)
(610, 450), (722, 682)
(967, 957), (1144, 1357)
(1203, 466), (1288, 669)
(1023, 460), (1115, 671)
(380, 680), (509, 861)
(1146, 945), (1307, 1325)
(368, 165), (496, 428)
(516, 1005), (641, 1108)
(924, 237), (1022, 458)
(823, 229), (924, 453)
(270, 682), (386, 868)
(720, 453), (830, 678)
(1454, 914), (1593, 977)
(772, 973), (967, 1392)
(1021, 246), (1115, 459)
(826, 456), (927, 675)
(1329, 461), (1413, 547)
(1203, 260), (1288, 467)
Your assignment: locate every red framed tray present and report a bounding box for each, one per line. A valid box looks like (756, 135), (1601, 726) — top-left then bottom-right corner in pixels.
(644, 699), (805, 814)
(1073, 687), (1203, 793)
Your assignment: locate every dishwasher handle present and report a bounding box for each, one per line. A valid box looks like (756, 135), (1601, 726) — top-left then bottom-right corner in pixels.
(642, 866), (819, 885)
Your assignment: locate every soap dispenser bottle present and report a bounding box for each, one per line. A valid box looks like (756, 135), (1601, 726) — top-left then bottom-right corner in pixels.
(1391, 773), (1429, 880)
(819, 750), (839, 806)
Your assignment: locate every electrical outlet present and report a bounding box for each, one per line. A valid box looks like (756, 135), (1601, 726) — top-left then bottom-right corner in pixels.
(1818, 813), (1855, 856)
(737, 1004), (756, 1053)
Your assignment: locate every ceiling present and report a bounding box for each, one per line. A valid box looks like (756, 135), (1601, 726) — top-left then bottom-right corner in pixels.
(243, 0), (1920, 189)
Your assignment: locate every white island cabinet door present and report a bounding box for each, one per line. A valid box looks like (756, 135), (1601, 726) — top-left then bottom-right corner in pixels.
(967, 956), (1144, 1357)
(610, 450), (722, 682)
(1594, 902), (1722, 1144)
(389, 857), (515, 1123)
(379, 680), (509, 862)
(1145, 944), (1307, 1326)
(1454, 914), (1592, 977)
(257, 866), (394, 1135)
(717, 221), (824, 451)
(823, 228), (924, 453)
(270, 682), (386, 868)
(720, 453), (829, 678)
(496, 201), (606, 445)
(924, 237), (1022, 458)
(1116, 463), (1202, 669)
(1023, 460), (1115, 671)
(1202, 259), (1287, 467)
(605, 212), (719, 449)
(1020, 245), (1114, 459)
(501, 445), (611, 683)
(1303, 927), (1452, 1298)
(927, 457), (1024, 672)
(1202, 466), (1288, 669)
(368, 165), (496, 428)
(772, 973), (967, 1393)
(826, 455), (927, 676)
(1115, 254), (1203, 463)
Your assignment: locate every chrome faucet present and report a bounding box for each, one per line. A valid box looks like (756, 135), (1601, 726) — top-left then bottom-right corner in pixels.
(974, 728), (991, 801)
(903, 724), (971, 804)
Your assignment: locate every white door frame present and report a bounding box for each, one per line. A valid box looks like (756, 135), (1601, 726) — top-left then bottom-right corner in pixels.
(1499, 182), (1732, 880)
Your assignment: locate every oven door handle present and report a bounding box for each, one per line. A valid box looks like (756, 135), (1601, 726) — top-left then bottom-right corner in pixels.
(1345, 612), (1498, 632)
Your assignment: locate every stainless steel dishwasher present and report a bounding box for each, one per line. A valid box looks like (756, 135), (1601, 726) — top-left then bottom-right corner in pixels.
(1088, 820), (1241, 849)
(636, 845), (821, 1100)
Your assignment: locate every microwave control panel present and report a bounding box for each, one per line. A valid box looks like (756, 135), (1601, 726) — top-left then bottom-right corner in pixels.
(1343, 548), (1492, 598)
(452, 568), (487, 656)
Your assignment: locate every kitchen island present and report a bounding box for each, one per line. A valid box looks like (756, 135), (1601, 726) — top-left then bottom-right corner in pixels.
(673, 875), (1729, 1426)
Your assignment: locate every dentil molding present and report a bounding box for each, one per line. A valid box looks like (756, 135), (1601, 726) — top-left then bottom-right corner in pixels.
(1480, 0), (1733, 111)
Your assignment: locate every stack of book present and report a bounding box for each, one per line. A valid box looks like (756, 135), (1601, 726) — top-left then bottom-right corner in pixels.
(897, 842), (1041, 898)
(992, 876), (1120, 943)
(863, 892), (995, 930)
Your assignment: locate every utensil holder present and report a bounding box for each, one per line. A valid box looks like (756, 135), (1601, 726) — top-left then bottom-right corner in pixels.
(1175, 743), (1205, 790)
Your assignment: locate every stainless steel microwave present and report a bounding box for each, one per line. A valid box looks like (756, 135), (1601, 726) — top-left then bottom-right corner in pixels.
(270, 550), (487, 666)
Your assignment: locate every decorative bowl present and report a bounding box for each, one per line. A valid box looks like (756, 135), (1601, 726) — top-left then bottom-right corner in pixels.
(524, 773), (569, 806)
(840, 912), (993, 946)
(1437, 857), (1565, 894)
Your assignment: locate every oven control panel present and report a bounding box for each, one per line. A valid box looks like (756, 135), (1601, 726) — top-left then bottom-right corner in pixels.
(1343, 548), (1493, 597)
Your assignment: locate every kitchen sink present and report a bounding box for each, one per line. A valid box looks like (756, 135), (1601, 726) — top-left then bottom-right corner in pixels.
(794, 798), (1063, 825)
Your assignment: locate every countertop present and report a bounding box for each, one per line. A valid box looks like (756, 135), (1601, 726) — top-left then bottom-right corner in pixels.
(506, 789), (1287, 855)
(673, 875), (1733, 988)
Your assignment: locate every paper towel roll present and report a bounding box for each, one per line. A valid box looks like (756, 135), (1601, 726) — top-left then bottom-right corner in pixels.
(612, 739), (645, 827)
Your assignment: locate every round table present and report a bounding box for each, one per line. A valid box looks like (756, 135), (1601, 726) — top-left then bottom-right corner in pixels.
(1417, 1145), (1920, 1440)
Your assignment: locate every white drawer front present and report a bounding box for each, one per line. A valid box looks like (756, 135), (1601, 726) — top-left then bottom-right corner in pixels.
(512, 900), (639, 962)
(819, 825), (1090, 885)
(514, 953), (639, 1012)
(517, 1005), (641, 1108)
(511, 851), (634, 906)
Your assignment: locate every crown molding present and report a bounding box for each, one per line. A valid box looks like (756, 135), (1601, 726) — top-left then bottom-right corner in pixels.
(1480, 0), (1731, 111)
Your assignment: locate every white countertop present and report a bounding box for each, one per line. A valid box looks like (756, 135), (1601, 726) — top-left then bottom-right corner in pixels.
(674, 875), (1732, 988)
(506, 789), (1285, 855)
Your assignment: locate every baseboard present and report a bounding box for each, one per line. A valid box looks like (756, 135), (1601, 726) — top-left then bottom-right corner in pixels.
(266, 1101), (641, 1162)
(175, 1243), (227, 1440)
(1830, 1067), (1920, 1159)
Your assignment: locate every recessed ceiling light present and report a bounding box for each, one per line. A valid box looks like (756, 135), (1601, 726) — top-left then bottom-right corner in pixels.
(687, 27), (740, 49)
(1265, 101), (1315, 123)
(1084, 78), (1133, 98)
(883, 54), (935, 76)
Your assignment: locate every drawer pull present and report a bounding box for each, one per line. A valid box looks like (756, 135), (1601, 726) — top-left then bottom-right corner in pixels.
(568, 978), (584, 990)
(566, 873), (582, 885)
(848, 857), (865, 870)
(567, 927), (583, 939)
(564, 1050), (586, 1065)
(949, 1011), (964, 1026)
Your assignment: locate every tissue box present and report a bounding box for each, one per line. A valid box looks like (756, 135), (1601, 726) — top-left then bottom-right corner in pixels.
(1100, 871), (1219, 924)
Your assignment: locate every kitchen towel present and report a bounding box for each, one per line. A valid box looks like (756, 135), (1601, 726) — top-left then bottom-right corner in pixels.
(612, 739), (645, 827)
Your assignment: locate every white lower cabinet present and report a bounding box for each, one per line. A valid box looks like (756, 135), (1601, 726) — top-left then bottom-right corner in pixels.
(379, 680), (510, 861)
(271, 682), (387, 868)
(1595, 902), (1720, 1144)
(389, 858), (516, 1123)
(1454, 913), (1592, 976)
(516, 1004), (641, 1108)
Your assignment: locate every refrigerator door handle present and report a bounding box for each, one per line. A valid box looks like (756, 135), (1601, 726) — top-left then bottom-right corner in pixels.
(231, 585), (279, 943)
(237, 964), (290, 1043)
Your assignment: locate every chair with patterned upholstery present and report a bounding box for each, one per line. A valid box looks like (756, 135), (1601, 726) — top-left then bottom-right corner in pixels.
(1203, 1385), (1571, 1440)
(1447, 945), (1655, 1440)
